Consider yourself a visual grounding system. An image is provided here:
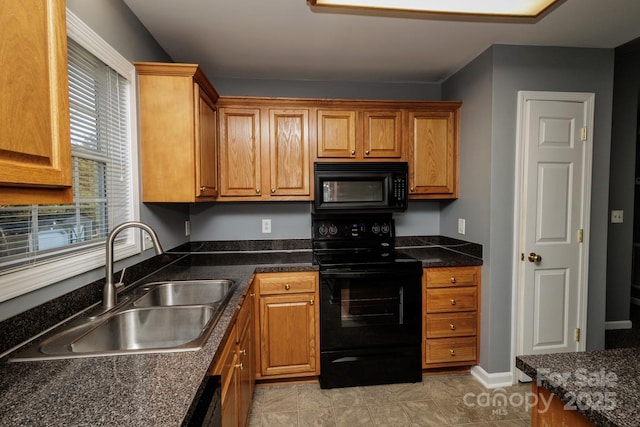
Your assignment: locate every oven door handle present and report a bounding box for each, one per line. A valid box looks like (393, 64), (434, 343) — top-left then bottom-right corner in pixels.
(320, 270), (421, 279)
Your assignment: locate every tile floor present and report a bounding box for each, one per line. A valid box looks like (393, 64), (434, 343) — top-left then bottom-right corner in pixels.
(248, 373), (532, 426)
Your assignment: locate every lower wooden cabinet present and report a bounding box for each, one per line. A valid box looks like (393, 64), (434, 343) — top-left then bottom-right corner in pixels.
(531, 382), (595, 426)
(423, 266), (481, 369)
(254, 272), (320, 379)
(211, 285), (255, 427)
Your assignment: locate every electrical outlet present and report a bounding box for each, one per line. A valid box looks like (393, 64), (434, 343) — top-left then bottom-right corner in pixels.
(458, 218), (466, 235)
(185, 220), (191, 236)
(143, 233), (154, 250)
(611, 210), (624, 224)
(262, 218), (272, 233)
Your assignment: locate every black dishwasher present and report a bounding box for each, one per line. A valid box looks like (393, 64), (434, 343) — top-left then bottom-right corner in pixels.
(184, 375), (222, 427)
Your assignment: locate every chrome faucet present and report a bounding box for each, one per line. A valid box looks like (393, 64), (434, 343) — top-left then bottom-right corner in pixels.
(104, 221), (164, 309)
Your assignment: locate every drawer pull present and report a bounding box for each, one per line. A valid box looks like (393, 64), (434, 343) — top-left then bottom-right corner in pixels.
(450, 299), (457, 306)
(450, 323), (456, 331)
(239, 348), (247, 356)
(450, 277), (457, 284)
(285, 284), (291, 291)
(450, 349), (456, 356)
(235, 362), (244, 370)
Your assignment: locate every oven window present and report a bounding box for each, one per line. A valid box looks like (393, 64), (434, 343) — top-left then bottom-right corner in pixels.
(339, 284), (403, 327)
(322, 181), (384, 203)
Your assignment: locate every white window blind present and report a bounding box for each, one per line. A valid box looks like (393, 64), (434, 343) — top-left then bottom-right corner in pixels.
(0, 38), (134, 274)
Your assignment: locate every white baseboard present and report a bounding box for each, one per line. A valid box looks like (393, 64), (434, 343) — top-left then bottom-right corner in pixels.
(470, 365), (514, 389)
(605, 320), (633, 330)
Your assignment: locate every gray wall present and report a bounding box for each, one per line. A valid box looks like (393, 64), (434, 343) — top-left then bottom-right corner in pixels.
(0, 0), (180, 322)
(441, 44), (614, 374)
(441, 48), (495, 370)
(606, 43), (640, 322)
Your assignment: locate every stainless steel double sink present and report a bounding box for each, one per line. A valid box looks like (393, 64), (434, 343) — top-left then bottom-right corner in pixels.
(10, 279), (236, 362)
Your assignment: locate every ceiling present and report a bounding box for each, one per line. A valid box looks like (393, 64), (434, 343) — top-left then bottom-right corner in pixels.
(122, 0), (640, 83)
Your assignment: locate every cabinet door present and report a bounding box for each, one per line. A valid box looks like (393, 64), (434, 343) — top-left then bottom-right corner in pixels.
(0, 0), (72, 204)
(317, 110), (356, 158)
(258, 293), (318, 377)
(219, 108), (262, 197)
(269, 109), (310, 196)
(363, 111), (402, 159)
(237, 309), (254, 427)
(196, 87), (218, 198)
(407, 110), (457, 197)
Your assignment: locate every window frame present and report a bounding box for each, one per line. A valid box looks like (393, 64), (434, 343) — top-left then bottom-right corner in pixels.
(0, 10), (141, 303)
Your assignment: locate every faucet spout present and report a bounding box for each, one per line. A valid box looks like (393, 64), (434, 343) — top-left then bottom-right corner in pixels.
(104, 222), (164, 309)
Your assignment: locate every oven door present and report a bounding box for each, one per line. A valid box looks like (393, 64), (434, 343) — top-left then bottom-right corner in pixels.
(319, 268), (421, 351)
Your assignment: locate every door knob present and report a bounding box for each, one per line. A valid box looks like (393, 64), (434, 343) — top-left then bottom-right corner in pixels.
(528, 252), (542, 263)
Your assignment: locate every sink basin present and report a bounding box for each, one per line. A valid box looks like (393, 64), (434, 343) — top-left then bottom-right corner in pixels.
(70, 306), (214, 353)
(10, 279), (237, 362)
(133, 279), (234, 307)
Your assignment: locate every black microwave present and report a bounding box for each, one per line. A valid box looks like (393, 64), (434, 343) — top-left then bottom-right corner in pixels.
(313, 162), (408, 212)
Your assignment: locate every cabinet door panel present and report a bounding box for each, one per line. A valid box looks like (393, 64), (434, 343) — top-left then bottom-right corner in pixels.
(364, 111), (402, 158)
(259, 293), (317, 376)
(269, 109), (310, 196)
(317, 110), (356, 158)
(196, 89), (218, 198)
(0, 0), (72, 203)
(408, 111), (457, 197)
(219, 108), (261, 197)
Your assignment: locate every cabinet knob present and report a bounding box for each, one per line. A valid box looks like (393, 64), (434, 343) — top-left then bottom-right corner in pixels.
(200, 186), (206, 193)
(250, 292), (255, 297)
(271, 188), (275, 193)
(256, 188), (261, 194)
(450, 349), (456, 356)
(239, 348), (247, 356)
(285, 284), (291, 290)
(365, 150), (370, 155)
(450, 277), (457, 284)
(410, 187), (414, 192)
(310, 299), (315, 305)
(450, 323), (456, 331)
(450, 299), (457, 306)
(235, 362), (244, 370)
(351, 150), (356, 155)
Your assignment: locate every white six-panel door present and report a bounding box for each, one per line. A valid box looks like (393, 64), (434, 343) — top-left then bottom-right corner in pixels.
(513, 91), (593, 380)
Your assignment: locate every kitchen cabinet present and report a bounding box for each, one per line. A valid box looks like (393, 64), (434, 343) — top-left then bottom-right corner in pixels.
(316, 108), (403, 160)
(217, 99), (311, 200)
(531, 382), (595, 426)
(211, 286), (255, 427)
(0, 0), (73, 204)
(135, 62), (219, 202)
(423, 266), (480, 369)
(254, 272), (319, 379)
(407, 103), (461, 199)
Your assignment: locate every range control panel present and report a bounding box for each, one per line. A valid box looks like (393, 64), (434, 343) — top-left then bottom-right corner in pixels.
(313, 215), (394, 239)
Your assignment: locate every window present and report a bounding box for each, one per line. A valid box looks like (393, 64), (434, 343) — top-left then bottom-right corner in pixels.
(0, 11), (140, 302)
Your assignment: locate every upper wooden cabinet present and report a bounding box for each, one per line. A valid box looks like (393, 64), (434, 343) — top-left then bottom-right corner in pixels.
(316, 108), (402, 160)
(135, 62), (219, 202)
(217, 98), (311, 201)
(407, 103), (461, 199)
(0, 0), (73, 204)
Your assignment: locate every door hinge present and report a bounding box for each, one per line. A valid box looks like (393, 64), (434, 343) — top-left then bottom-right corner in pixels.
(577, 229), (583, 243)
(581, 127), (587, 142)
(575, 327), (581, 342)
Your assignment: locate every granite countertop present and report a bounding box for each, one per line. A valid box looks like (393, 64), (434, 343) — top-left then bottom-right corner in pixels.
(0, 238), (482, 426)
(517, 348), (640, 427)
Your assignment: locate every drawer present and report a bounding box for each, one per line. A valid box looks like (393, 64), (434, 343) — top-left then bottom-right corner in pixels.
(258, 273), (316, 295)
(425, 266), (479, 288)
(426, 312), (477, 338)
(425, 337), (476, 364)
(426, 287), (477, 312)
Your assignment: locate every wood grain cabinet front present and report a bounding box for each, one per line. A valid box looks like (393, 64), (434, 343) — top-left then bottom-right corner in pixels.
(406, 103), (461, 199)
(217, 100), (311, 201)
(423, 266), (481, 369)
(211, 286), (255, 427)
(135, 62), (220, 202)
(316, 108), (403, 160)
(0, 0), (73, 204)
(253, 272), (319, 379)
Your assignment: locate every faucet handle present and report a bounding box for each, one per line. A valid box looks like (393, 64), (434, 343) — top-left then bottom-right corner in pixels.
(115, 267), (127, 292)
